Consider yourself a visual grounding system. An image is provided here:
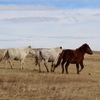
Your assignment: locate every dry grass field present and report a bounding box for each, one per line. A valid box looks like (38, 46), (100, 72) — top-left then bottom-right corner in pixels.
(0, 49), (100, 100)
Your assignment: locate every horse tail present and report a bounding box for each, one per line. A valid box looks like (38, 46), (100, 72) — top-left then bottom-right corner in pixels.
(0, 49), (9, 61)
(54, 50), (65, 68)
(34, 50), (42, 66)
(34, 55), (38, 66)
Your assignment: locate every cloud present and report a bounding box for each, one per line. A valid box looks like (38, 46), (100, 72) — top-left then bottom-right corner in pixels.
(0, 7), (100, 50)
(0, 36), (95, 42)
(1, 8), (100, 24)
(93, 13), (100, 17)
(0, 36), (99, 50)
(48, 36), (95, 39)
(0, 5), (60, 10)
(4, 17), (60, 22)
(0, 0), (99, 1)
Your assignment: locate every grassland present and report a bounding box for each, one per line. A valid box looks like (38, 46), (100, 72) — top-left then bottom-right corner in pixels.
(0, 49), (100, 100)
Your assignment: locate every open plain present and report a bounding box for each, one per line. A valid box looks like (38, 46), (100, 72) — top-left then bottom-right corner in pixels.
(0, 49), (100, 100)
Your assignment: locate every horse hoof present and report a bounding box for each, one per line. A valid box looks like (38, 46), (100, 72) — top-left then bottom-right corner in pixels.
(51, 70), (54, 72)
(66, 73), (69, 74)
(20, 68), (23, 70)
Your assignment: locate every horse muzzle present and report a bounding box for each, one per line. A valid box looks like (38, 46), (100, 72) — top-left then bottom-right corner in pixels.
(90, 51), (93, 55)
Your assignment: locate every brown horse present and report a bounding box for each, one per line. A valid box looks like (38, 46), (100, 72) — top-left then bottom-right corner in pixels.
(54, 43), (93, 74)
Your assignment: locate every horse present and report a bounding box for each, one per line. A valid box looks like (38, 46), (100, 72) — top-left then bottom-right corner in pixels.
(0, 46), (35, 69)
(53, 43), (93, 74)
(35, 46), (62, 73)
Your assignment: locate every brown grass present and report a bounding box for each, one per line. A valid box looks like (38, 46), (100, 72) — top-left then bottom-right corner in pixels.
(0, 49), (100, 100)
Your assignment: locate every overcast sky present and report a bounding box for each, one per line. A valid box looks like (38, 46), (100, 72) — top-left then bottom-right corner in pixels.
(0, 0), (100, 50)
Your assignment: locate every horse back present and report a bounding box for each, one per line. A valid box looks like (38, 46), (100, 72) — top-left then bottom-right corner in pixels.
(40, 49), (58, 62)
(7, 48), (22, 60)
(41, 50), (53, 60)
(64, 49), (84, 63)
(63, 49), (75, 62)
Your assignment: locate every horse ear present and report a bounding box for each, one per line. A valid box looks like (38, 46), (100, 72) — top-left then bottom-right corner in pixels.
(60, 46), (62, 49)
(29, 46), (32, 48)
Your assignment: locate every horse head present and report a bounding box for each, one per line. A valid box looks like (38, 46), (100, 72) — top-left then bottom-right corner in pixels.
(82, 43), (93, 55)
(58, 46), (63, 55)
(28, 46), (35, 55)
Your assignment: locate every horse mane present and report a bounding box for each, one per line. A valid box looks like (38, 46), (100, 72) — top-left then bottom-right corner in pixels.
(28, 46), (32, 48)
(23, 46), (32, 49)
(54, 46), (62, 52)
(76, 43), (88, 52)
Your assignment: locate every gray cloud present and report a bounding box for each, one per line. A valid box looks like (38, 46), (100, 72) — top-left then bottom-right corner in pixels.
(63, 16), (79, 22)
(48, 36), (95, 39)
(0, 38), (34, 41)
(0, 5), (60, 10)
(4, 17), (60, 22)
(93, 13), (100, 17)
(0, 36), (95, 42)
(0, 0), (99, 1)
(0, 39), (23, 41)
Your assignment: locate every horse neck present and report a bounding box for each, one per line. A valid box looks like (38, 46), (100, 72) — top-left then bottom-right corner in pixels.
(54, 47), (60, 54)
(24, 47), (30, 54)
(76, 48), (85, 56)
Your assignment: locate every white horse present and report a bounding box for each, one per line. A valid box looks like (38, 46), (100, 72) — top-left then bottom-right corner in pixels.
(35, 46), (62, 72)
(0, 46), (35, 69)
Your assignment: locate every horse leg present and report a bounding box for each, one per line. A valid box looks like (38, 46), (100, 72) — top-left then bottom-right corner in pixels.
(38, 63), (41, 73)
(65, 62), (70, 74)
(4, 60), (8, 69)
(79, 62), (84, 72)
(36, 58), (41, 73)
(51, 62), (54, 72)
(76, 63), (80, 74)
(8, 60), (14, 69)
(44, 60), (49, 72)
(22, 61), (25, 69)
(61, 60), (65, 74)
(20, 60), (22, 69)
(20, 60), (24, 69)
(4, 59), (13, 69)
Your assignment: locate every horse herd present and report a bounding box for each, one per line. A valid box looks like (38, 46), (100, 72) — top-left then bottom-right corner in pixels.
(0, 43), (93, 74)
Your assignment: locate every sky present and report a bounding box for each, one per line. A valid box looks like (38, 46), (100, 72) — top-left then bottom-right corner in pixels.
(0, 0), (100, 50)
